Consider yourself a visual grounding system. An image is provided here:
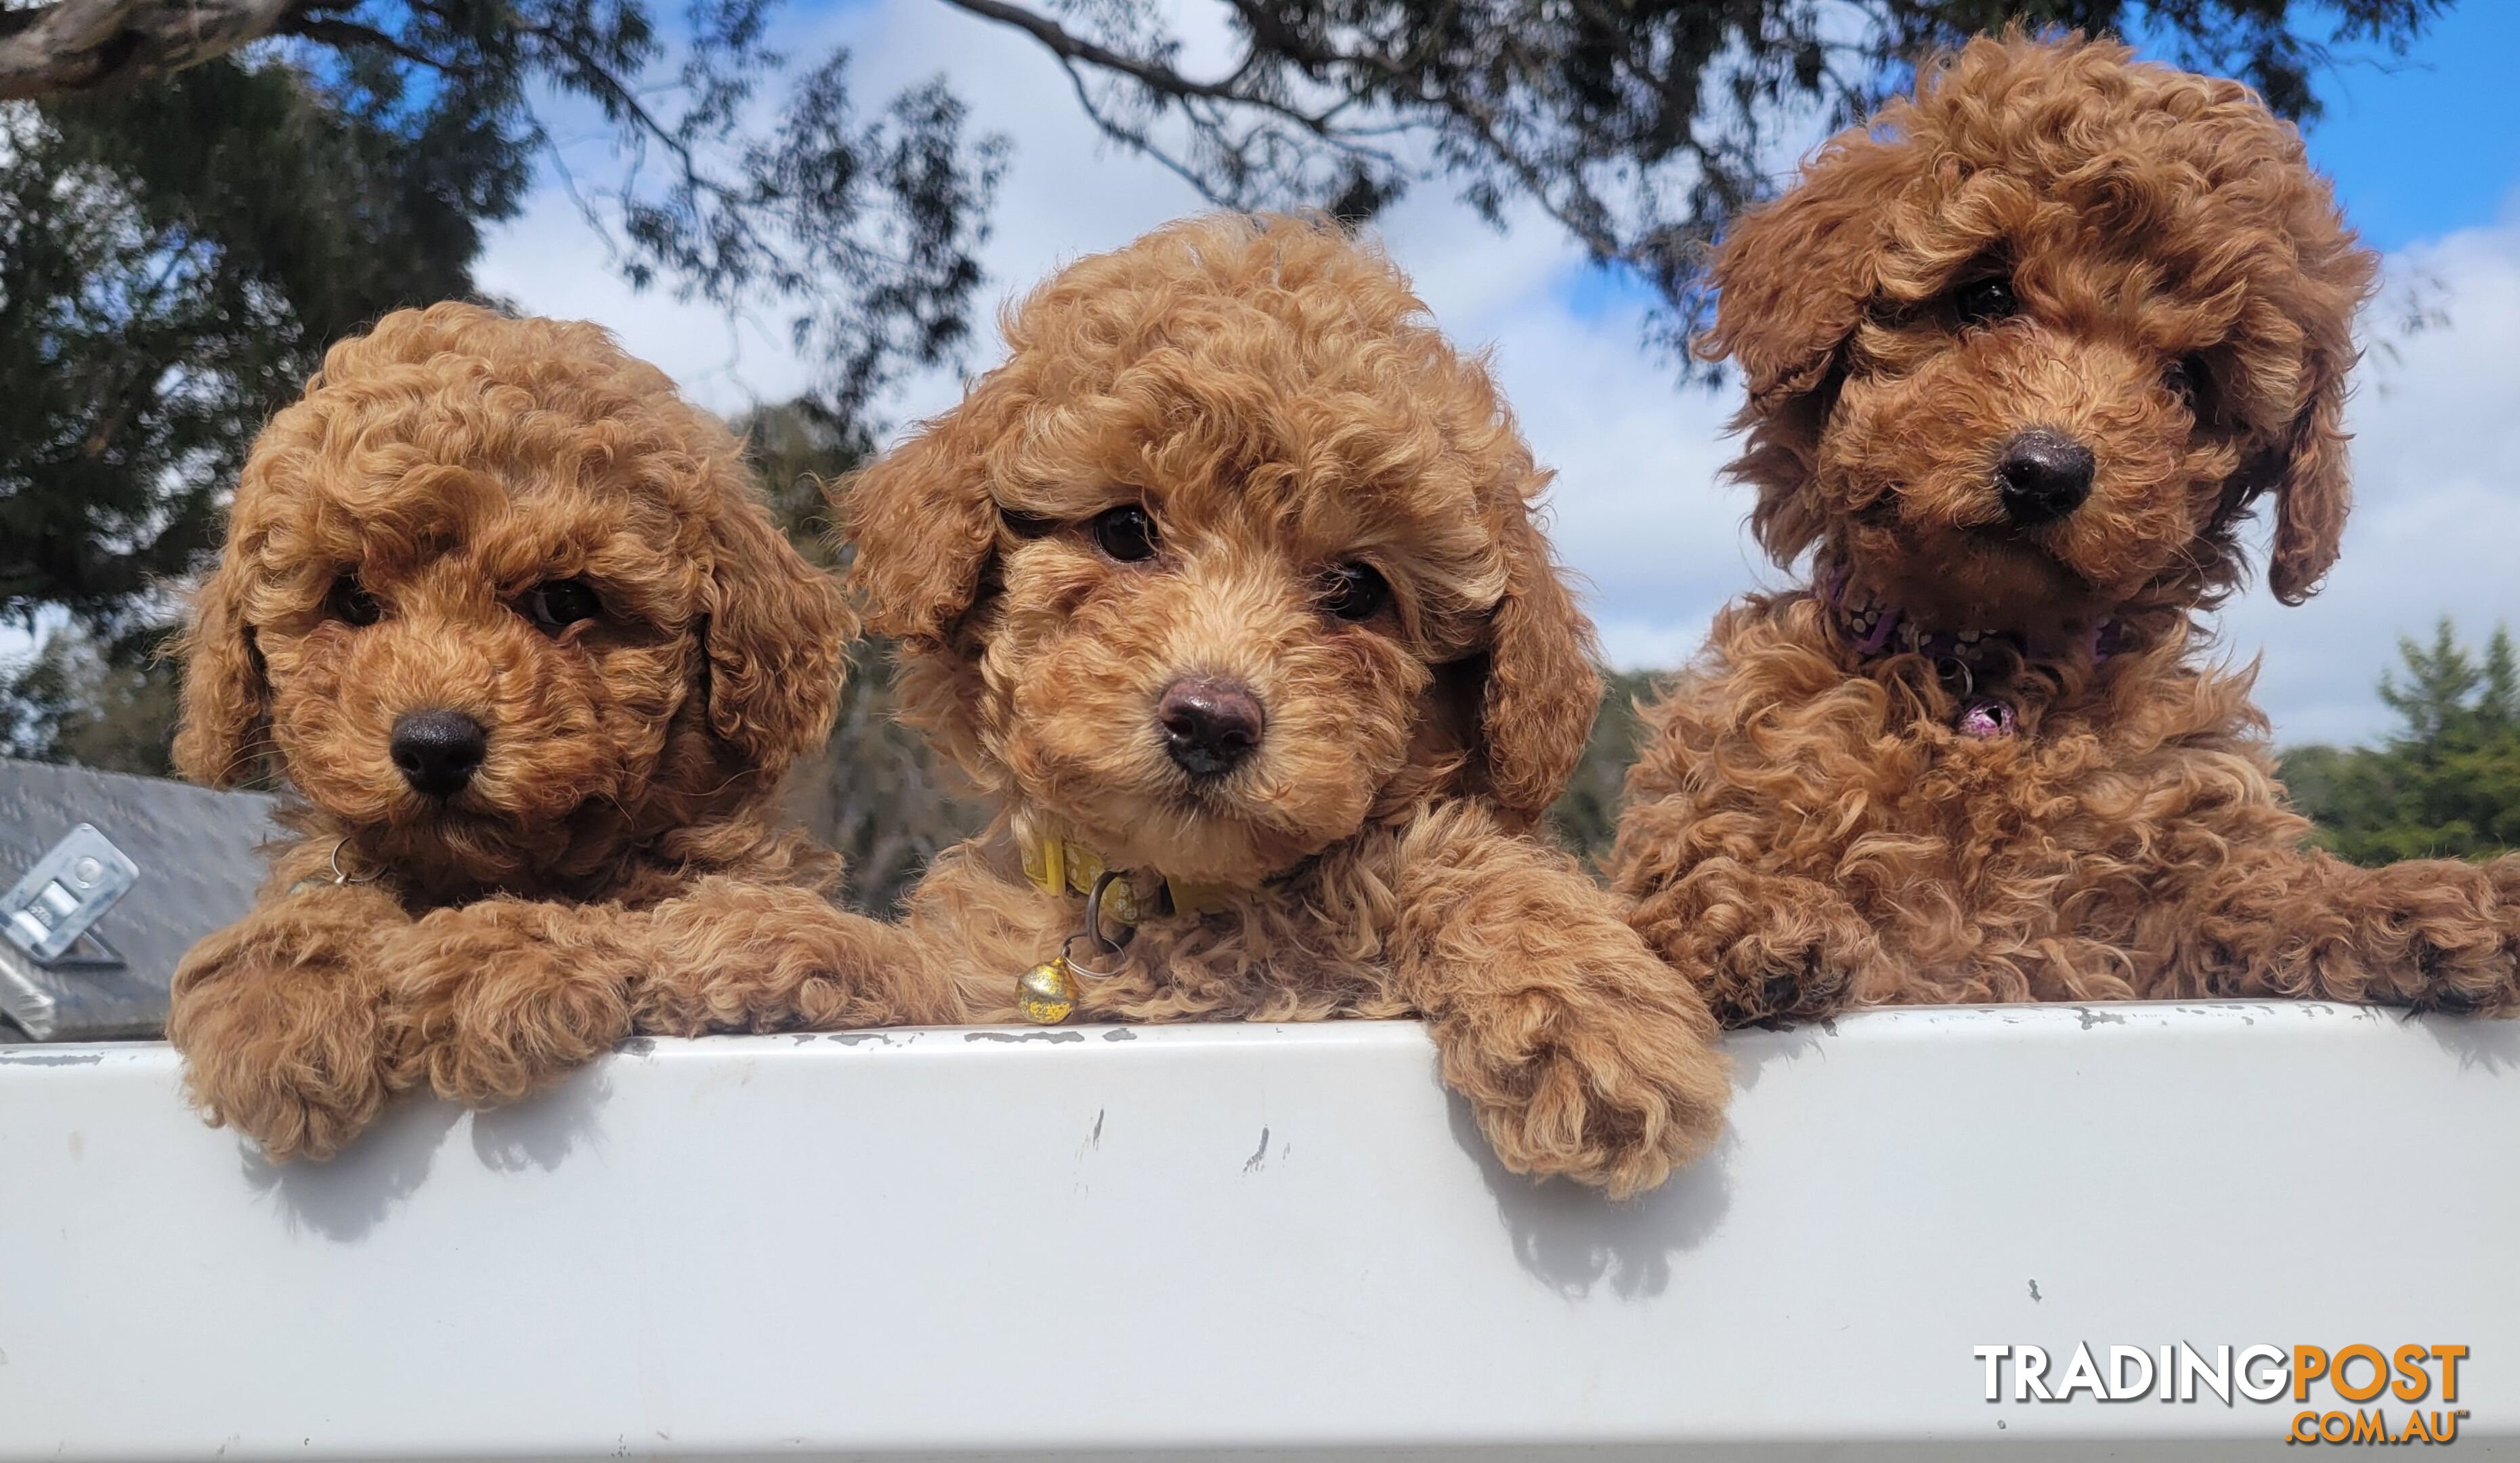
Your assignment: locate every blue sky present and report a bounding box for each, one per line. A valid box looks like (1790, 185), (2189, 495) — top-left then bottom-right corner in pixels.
(477, 1), (2520, 748)
(2273, 3), (2520, 250)
(1558, 5), (2520, 322)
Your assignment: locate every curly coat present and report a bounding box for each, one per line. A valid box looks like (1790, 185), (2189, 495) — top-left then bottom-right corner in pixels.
(1610, 34), (2520, 1025)
(168, 302), (947, 1161)
(845, 215), (1730, 1197)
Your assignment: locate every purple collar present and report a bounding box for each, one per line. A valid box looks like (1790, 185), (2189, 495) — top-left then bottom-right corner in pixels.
(1821, 570), (2127, 739)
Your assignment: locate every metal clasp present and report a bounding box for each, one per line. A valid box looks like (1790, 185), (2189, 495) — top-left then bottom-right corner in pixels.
(2, 824), (136, 969)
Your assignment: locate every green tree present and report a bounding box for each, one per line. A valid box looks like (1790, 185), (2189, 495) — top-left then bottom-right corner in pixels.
(4, 1), (1000, 635)
(0, 621), (180, 776)
(733, 402), (987, 913)
(0, 0), (2449, 865)
(2280, 619), (2520, 864)
(1, 0), (2437, 638)
(1551, 668), (1659, 867)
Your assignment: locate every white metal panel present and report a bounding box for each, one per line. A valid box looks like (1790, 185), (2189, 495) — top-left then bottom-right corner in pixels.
(0, 1002), (2513, 1460)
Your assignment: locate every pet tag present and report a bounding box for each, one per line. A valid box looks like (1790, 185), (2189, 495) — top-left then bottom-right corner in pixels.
(1019, 956), (1079, 1024)
(1956, 696), (2018, 738)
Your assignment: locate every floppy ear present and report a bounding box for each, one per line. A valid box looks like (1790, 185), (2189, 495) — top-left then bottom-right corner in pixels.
(1475, 498), (1604, 828)
(2263, 373), (2353, 606)
(2261, 228), (2378, 605)
(698, 461), (856, 776)
(1695, 133), (1897, 568)
(169, 545), (270, 788)
(833, 417), (1005, 779)
(838, 417), (999, 645)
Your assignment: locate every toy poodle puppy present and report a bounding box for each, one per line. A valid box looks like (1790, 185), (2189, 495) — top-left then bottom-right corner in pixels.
(844, 214), (1730, 1198)
(169, 302), (949, 1160)
(1611, 33), (2520, 1025)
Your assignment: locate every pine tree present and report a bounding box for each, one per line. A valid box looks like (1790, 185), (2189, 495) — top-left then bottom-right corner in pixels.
(2281, 620), (2520, 863)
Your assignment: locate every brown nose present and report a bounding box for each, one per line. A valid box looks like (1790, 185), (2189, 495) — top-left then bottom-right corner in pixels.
(390, 709), (487, 799)
(1996, 429), (2095, 527)
(1157, 677), (1264, 779)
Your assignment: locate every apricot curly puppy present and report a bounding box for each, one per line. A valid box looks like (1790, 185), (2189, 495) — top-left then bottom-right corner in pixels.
(169, 302), (947, 1161)
(1611, 34), (2520, 1027)
(845, 214), (1729, 1197)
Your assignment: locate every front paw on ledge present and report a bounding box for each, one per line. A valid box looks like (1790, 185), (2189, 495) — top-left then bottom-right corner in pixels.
(382, 928), (635, 1109)
(1449, 1012), (1731, 1201)
(1703, 945), (1855, 1030)
(179, 1019), (393, 1164)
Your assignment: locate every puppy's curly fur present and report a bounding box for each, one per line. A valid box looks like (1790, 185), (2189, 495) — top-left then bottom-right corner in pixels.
(169, 302), (945, 1160)
(846, 215), (1730, 1197)
(1611, 34), (2520, 1025)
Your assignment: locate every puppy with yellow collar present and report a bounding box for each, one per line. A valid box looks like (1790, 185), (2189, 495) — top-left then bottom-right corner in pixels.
(841, 214), (1730, 1198)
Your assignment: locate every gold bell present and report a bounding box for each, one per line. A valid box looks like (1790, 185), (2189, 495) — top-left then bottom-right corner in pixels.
(1019, 956), (1078, 1025)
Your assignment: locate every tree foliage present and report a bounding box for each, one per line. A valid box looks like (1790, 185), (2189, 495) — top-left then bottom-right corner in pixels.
(1, 57), (499, 631)
(734, 401), (987, 913)
(3, 0), (999, 631)
(0, 620), (180, 777)
(0, 0), (2454, 870)
(936, 0), (2437, 356)
(2280, 620), (2520, 864)
(1552, 668), (1657, 866)
(0, 0), (2435, 632)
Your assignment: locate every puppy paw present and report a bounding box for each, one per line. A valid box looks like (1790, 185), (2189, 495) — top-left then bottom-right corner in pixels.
(2399, 932), (2520, 1017)
(167, 936), (393, 1163)
(379, 901), (637, 1108)
(1701, 940), (1857, 1029)
(1631, 876), (1874, 1030)
(1438, 977), (1731, 1201)
(628, 882), (947, 1034)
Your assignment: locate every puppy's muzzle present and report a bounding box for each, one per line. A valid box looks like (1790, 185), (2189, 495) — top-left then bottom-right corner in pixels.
(1996, 429), (2095, 527)
(1157, 676), (1264, 780)
(391, 709), (488, 799)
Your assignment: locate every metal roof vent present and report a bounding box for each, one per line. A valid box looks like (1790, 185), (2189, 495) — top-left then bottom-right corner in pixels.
(0, 824), (142, 1039)
(0, 759), (278, 1043)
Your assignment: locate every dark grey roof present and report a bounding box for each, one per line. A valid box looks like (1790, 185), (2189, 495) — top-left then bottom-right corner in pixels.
(0, 759), (279, 1042)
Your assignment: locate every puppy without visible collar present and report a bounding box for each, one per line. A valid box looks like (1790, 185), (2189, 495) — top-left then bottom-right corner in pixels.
(166, 303), (949, 1161)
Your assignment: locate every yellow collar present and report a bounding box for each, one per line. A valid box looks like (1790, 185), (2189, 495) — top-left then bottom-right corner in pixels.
(1015, 825), (1237, 923)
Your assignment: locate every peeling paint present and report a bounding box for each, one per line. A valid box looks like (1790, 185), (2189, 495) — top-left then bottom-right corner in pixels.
(824, 1032), (896, 1046)
(1243, 1126), (1270, 1172)
(618, 1038), (658, 1057)
(2028, 1279), (2041, 1302)
(965, 1030), (1085, 1044)
(1101, 1027), (1138, 1042)
(1091, 1110), (1105, 1147)
(0, 1050), (102, 1067)
(2073, 1007), (2127, 1030)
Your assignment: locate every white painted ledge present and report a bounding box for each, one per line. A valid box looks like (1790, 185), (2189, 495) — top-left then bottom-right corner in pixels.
(1, 1002), (2515, 1461)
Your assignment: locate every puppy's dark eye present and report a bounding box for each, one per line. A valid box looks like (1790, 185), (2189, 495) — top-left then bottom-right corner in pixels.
(1319, 562), (1390, 622)
(520, 578), (602, 633)
(2164, 355), (2207, 409)
(1953, 276), (2019, 326)
(1090, 505), (1159, 563)
(327, 572), (381, 627)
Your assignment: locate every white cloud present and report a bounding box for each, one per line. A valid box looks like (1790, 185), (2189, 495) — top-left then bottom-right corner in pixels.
(474, 1), (2520, 747)
(2219, 213), (2520, 746)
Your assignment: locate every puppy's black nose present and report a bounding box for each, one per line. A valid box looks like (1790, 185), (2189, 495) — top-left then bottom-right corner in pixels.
(1996, 429), (2095, 527)
(390, 710), (488, 799)
(1157, 677), (1264, 780)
